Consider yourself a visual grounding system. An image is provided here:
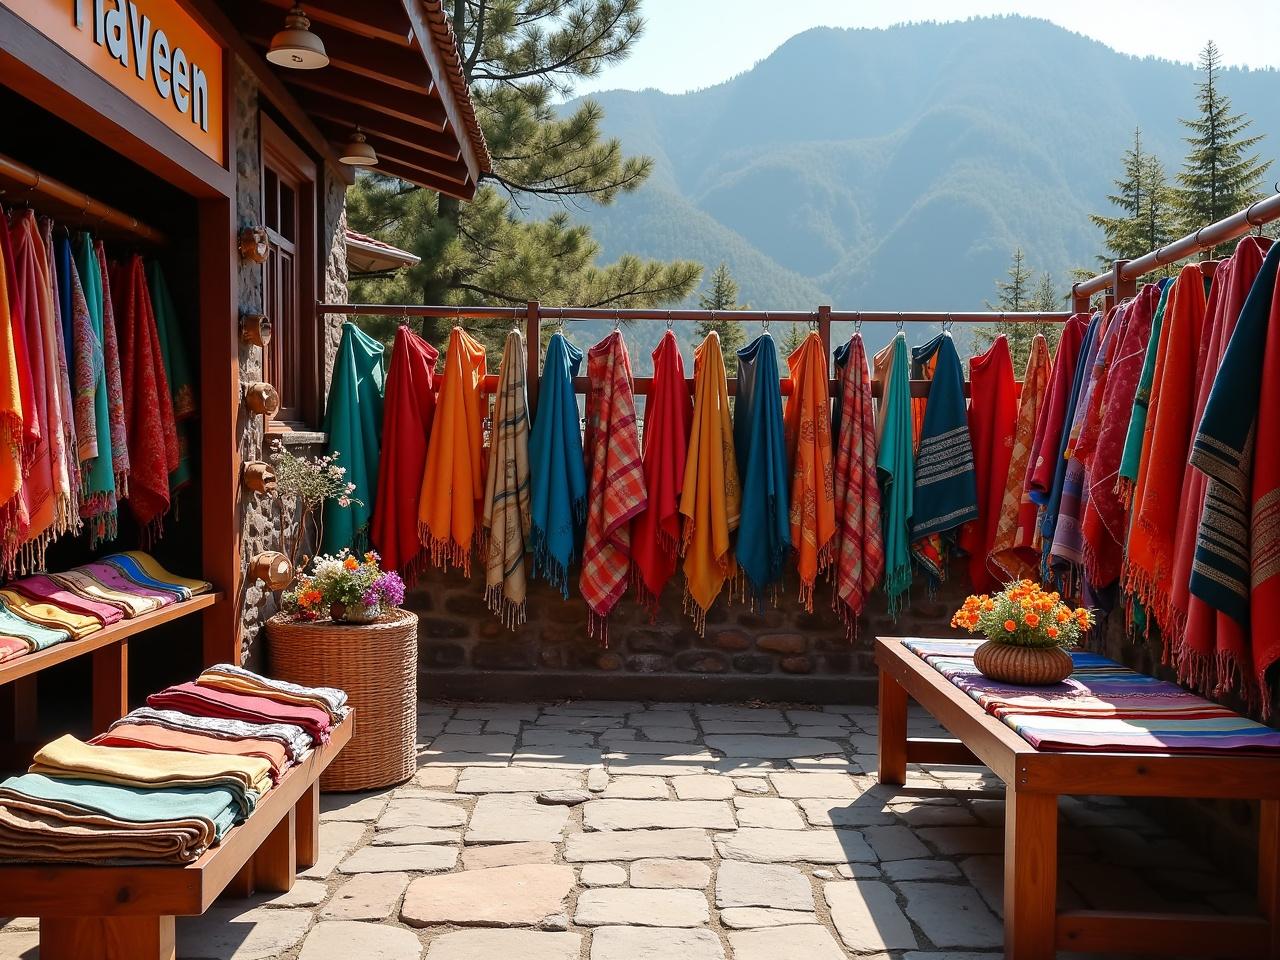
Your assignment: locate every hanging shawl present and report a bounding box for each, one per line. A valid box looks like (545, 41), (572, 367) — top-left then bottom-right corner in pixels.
(146, 261), (195, 497)
(95, 241), (129, 503)
(831, 334), (883, 631)
(1123, 267), (1208, 634)
(910, 333), (976, 583)
(1025, 314), (1088, 505)
(679, 332), (740, 633)
(529, 331), (587, 596)
(1177, 241), (1268, 692)
(988, 334), (1052, 581)
(958, 336), (1016, 593)
(875, 333), (913, 617)
(0, 223), (27, 577)
(111, 255), (179, 538)
(581, 332), (647, 641)
(417, 327), (486, 575)
(1188, 240), (1280, 713)
(784, 332), (836, 610)
(72, 234), (115, 545)
(42, 219), (79, 530)
(632, 331), (692, 613)
(734, 334), (791, 604)
(321, 323), (385, 554)
(482, 329), (531, 627)
(1115, 282), (1174, 499)
(371, 326), (437, 582)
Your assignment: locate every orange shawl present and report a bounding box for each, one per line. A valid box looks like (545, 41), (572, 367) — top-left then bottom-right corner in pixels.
(784, 332), (836, 609)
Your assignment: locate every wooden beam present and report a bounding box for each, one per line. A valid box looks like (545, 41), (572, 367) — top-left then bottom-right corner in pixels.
(1055, 911), (1269, 958)
(310, 116), (468, 182)
(287, 68), (448, 131)
(877, 668), (908, 787)
(1005, 788), (1058, 960)
(295, 93), (464, 164)
(373, 155), (476, 200)
(371, 146), (470, 188)
(256, 0), (410, 45)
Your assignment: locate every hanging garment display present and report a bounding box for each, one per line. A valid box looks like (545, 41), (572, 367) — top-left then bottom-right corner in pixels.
(1026, 314), (1088, 505)
(371, 326), (438, 581)
(529, 331), (587, 597)
(0, 219), (30, 576)
(874, 332), (913, 616)
(145, 261), (195, 497)
(418, 326), (486, 575)
(679, 332), (740, 633)
(482, 328), (532, 627)
(321, 322), (385, 554)
(95, 241), (129, 506)
(1115, 282), (1174, 500)
(785, 332), (836, 610)
(73, 233), (117, 545)
(958, 336), (1016, 593)
(581, 331), (647, 641)
(831, 333), (883, 631)
(41, 218), (80, 534)
(632, 330), (692, 614)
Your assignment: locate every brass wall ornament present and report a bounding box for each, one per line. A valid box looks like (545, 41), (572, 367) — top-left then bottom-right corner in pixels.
(238, 226), (269, 263)
(240, 313), (273, 347)
(248, 551), (294, 591)
(244, 381), (280, 417)
(242, 461), (277, 494)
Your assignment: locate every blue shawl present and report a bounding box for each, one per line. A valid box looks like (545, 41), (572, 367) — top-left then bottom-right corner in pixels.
(321, 323), (385, 554)
(876, 333), (914, 616)
(734, 334), (791, 602)
(529, 332), (587, 596)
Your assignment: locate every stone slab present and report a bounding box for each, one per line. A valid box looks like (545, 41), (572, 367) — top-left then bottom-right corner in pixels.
(339, 845), (457, 875)
(520, 730), (596, 747)
(825, 879), (918, 952)
(769, 772), (863, 799)
(883, 859), (963, 881)
(727, 925), (848, 960)
(898, 881), (1004, 948)
(401, 864), (574, 927)
(574, 888), (710, 927)
(372, 826), (460, 846)
(601, 776), (668, 799)
(426, 930), (581, 960)
(604, 755), (716, 776)
(630, 858), (712, 889)
(716, 860), (813, 910)
(462, 841), (556, 870)
(465, 793), (569, 843)
(719, 907), (817, 929)
(378, 798), (468, 830)
(175, 907), (311, 960)
(511, 747), (604, 770)
(698, 721), (792, 735)
(424, 734), (516, 755)
(583, 799), (735, 831)
(798, 798), (895, 827)
(589, 926), (724, 960)
(565, 829), (714, 862)
(714, 828), (874, 864)
(258, 878), (328, 908)
(298, 920), (422, 960)
(455, 767), (583, 794)
(301, 821), (368, 879)
(322, 872), (411, 920)
(672, 775), (736, 800)
(705, 736), (843, 758)
(320, 792), (390, 822)
(864, 824), (931, 861)
(733, 798), (805, 830)
(580, 863), (628, 886)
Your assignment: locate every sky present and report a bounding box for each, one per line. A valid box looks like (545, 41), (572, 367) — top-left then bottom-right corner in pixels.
(571, 0), (1280, 97)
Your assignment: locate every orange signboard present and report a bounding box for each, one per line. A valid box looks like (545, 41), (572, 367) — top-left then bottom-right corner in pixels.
(10, 0), (224, 164)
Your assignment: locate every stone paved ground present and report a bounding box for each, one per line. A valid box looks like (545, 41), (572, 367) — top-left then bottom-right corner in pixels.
(0, 701), (1253, 959)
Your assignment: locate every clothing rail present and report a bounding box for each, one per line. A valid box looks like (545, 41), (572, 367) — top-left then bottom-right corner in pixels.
(0, 152), (167, 246)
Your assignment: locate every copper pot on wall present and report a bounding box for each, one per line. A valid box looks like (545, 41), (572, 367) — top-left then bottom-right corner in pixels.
(248, 551), (294, 591)
(244, 381), (280, 418)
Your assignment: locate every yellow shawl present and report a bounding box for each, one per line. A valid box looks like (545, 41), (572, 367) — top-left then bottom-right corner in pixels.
(0, 588), (100, 640)
(679, 332), (740, 633)
(785, 332), (837, 609)
(118, 551), (212, 596)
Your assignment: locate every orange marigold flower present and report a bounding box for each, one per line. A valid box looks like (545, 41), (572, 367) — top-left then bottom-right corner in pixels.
(1056, 609), (1070, 623)
(1003, 619), (1017, 632)
(343, 557), (359, 570)
(1024, 612), (1040, 627)
(982, 599), (994, 611)
(1047, 626), (1059, 639)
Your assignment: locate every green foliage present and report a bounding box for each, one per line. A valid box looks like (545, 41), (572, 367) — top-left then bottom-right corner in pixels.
(1091, 128), (1177, 270)
(695, 262), (748, 374)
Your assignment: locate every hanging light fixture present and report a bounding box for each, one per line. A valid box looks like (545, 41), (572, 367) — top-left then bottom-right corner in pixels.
(340, 128), (378, 166)
(266, 5), (329, 69)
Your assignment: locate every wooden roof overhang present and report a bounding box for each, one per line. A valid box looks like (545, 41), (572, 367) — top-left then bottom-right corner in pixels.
(224, 0), (490, 200)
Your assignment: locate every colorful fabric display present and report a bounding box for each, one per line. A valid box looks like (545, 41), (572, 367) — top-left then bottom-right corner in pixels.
(784, 331), (836, 610)
(72, 559), (176, 610)
(148, 682), (334, 744)
(42, 218), (81, 531)
(418, 326), (486, 575)
(196, 663), (348, 720)
(109, 551), (210, 597)
(958, 336), (1016, 592)
(49, 568), (165, 618)
(145, 261), (195, 496)
(632, 330), (692, 613)
(734, 333), (791, 604)
(72, 233), (116, 545)
(581, 332), (646, 641)
(4, 574), (123, 626)
(0, 595), (69, 652)
(679, 332), (740, 633)
(93, 723), (290, 784)
(0, 588), (99, 640)
(121, 706), (312, 762)
(1025, 314), (1087, 504)
(1116, 282), (1174, 499)
(0, 216), (33, 576)
(95, 241), (129, 504)
(321, 323), (385, 554)
(874, 332), (913, 616)
(831, 334), (883, 631)
(529, 331), (587, 596)
(482, 329), (532, 627)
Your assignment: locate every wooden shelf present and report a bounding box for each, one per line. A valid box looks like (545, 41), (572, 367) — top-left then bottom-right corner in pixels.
(0, 593), (222, 688)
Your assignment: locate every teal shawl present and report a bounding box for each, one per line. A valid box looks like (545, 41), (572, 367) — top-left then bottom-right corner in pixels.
(0, 598), (69, 651)
(734, 334), (791, 601)
(321, 323), (385, 554)
(146, 261), (195, 495)
(73, 234), (114, 517)
(877, 333), (914, 616)
(1118, 279), (1173, 489)
(530, 332), (587, 596)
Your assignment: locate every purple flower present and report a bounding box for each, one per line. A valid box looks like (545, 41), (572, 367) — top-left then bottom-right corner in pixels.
(362, 571), (406, 609)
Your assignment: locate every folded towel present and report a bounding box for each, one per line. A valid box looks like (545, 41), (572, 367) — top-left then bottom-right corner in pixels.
(148, 682), (333, 744)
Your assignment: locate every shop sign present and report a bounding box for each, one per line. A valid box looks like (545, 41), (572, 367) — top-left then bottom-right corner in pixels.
(10, 0), (224, 163)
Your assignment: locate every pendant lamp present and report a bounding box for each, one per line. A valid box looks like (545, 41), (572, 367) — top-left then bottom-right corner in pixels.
(267, 5), (329, 70)
(340, 128), (378, 166)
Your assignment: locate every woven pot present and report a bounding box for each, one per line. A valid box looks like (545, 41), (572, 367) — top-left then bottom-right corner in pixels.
(267, 609), (418, 791)
(973, 640), (1073, 686)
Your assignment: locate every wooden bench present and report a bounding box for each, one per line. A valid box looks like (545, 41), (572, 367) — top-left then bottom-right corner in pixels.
(0, 711), (352, 960)
(875, 636), (1280, 960)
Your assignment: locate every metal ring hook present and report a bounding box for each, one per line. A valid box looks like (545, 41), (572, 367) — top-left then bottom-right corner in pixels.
(761, 310), (770, 333)
(854, 310), (863, 334)
(943, 312), (954, 333)
(666, 310), (674, 331)
(613, 308), (622, 332)
(896, 311), (904, 333)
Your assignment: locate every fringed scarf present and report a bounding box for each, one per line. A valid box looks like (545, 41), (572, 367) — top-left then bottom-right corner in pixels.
(482, 329), (531, 627)
(95, 241), (129, 506)
(581, 332), (647, 641)
(959, 336), (1016, 593)
(146, 261), (194, 498)
(1123, 266), (1208, 636)
(1116, 282), (1173, 498)
(1026, 314), (1087, 505)
(371, 326), (438, 582)
(632, 331), (692, 614)
(72, 234), (115, 546)
(679, 332), (740, 634)
(988, 334), (1052, 582)
(42, 218), (80, 532)
(831, 334), (883, 632)
(1188, 239), (1280, 713)
(875, 333), (913, 617)
(734, 334), (791, 605)
(417, 326), (486, 575)
(910, 333), (977, 584)
(529, 331), (586, 596)
(785, 332), (836, 610)
(321, 323), (385, 554)
(0, 222), (27, 577)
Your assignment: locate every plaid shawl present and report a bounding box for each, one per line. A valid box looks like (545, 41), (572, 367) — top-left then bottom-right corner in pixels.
(633, 331), (692, 613)
(371, 326), (438, 582)
(735, 334), (791, 604)
(785, 332), (836, 610)
(989, 334), (1052, 582)
(41, 219), (80, 533)
(831, 334), (883, 632)
(874, 333), (913, 616)
(680, 332), (740, 634)
(1116, 282), (1173, 498)
(321, 323), (385, 554)
(483, 329), (532, 628)
(581, 332), (647, 641)
(959, 336), (1017, 593)
(145, 262), (194, 497)
(1188, 240), (1280, 712)
(418, 327), (486, 576)
(529, 332), (587, 596)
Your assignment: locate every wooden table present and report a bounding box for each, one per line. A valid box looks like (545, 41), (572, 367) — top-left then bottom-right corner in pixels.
(876, 636), (1280, 959)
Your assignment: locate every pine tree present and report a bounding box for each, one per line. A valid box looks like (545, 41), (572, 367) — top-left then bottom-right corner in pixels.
(974, 252), (1061, 370)
(695, 262), (748, 375)
(1091, 128), (1177, 269)
(778, 322), (806, 373)
(1176, 41), (1272, 257)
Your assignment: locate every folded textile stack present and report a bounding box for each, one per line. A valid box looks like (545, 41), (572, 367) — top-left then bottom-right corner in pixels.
(0, 596), (69, 661)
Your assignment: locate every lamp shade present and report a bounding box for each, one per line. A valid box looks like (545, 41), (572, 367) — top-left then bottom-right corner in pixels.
(267, 6), (329, 69)
(340, 129), (378, 166)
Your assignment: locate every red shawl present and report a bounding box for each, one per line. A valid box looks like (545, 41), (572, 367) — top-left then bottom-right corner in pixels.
(148, 682), (332, 744)
(632, 331), (691, 613)
(371, 326), (438, 583)
(1025, 314), (1088, 500)
(959, 336), (1017, 592)
(581, 332), (647, 642)
(0, 216), (37, 573)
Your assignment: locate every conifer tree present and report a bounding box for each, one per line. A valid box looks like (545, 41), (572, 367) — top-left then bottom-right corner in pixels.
(695, 262), (748, 375)
(1091, 128), (1177, 268)
(974, 252), (1061, 370)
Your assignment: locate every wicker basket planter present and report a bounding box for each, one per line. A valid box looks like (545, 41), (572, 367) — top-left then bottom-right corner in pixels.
(266, 609), (418, 791)
(973, 640), (1073, 686)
